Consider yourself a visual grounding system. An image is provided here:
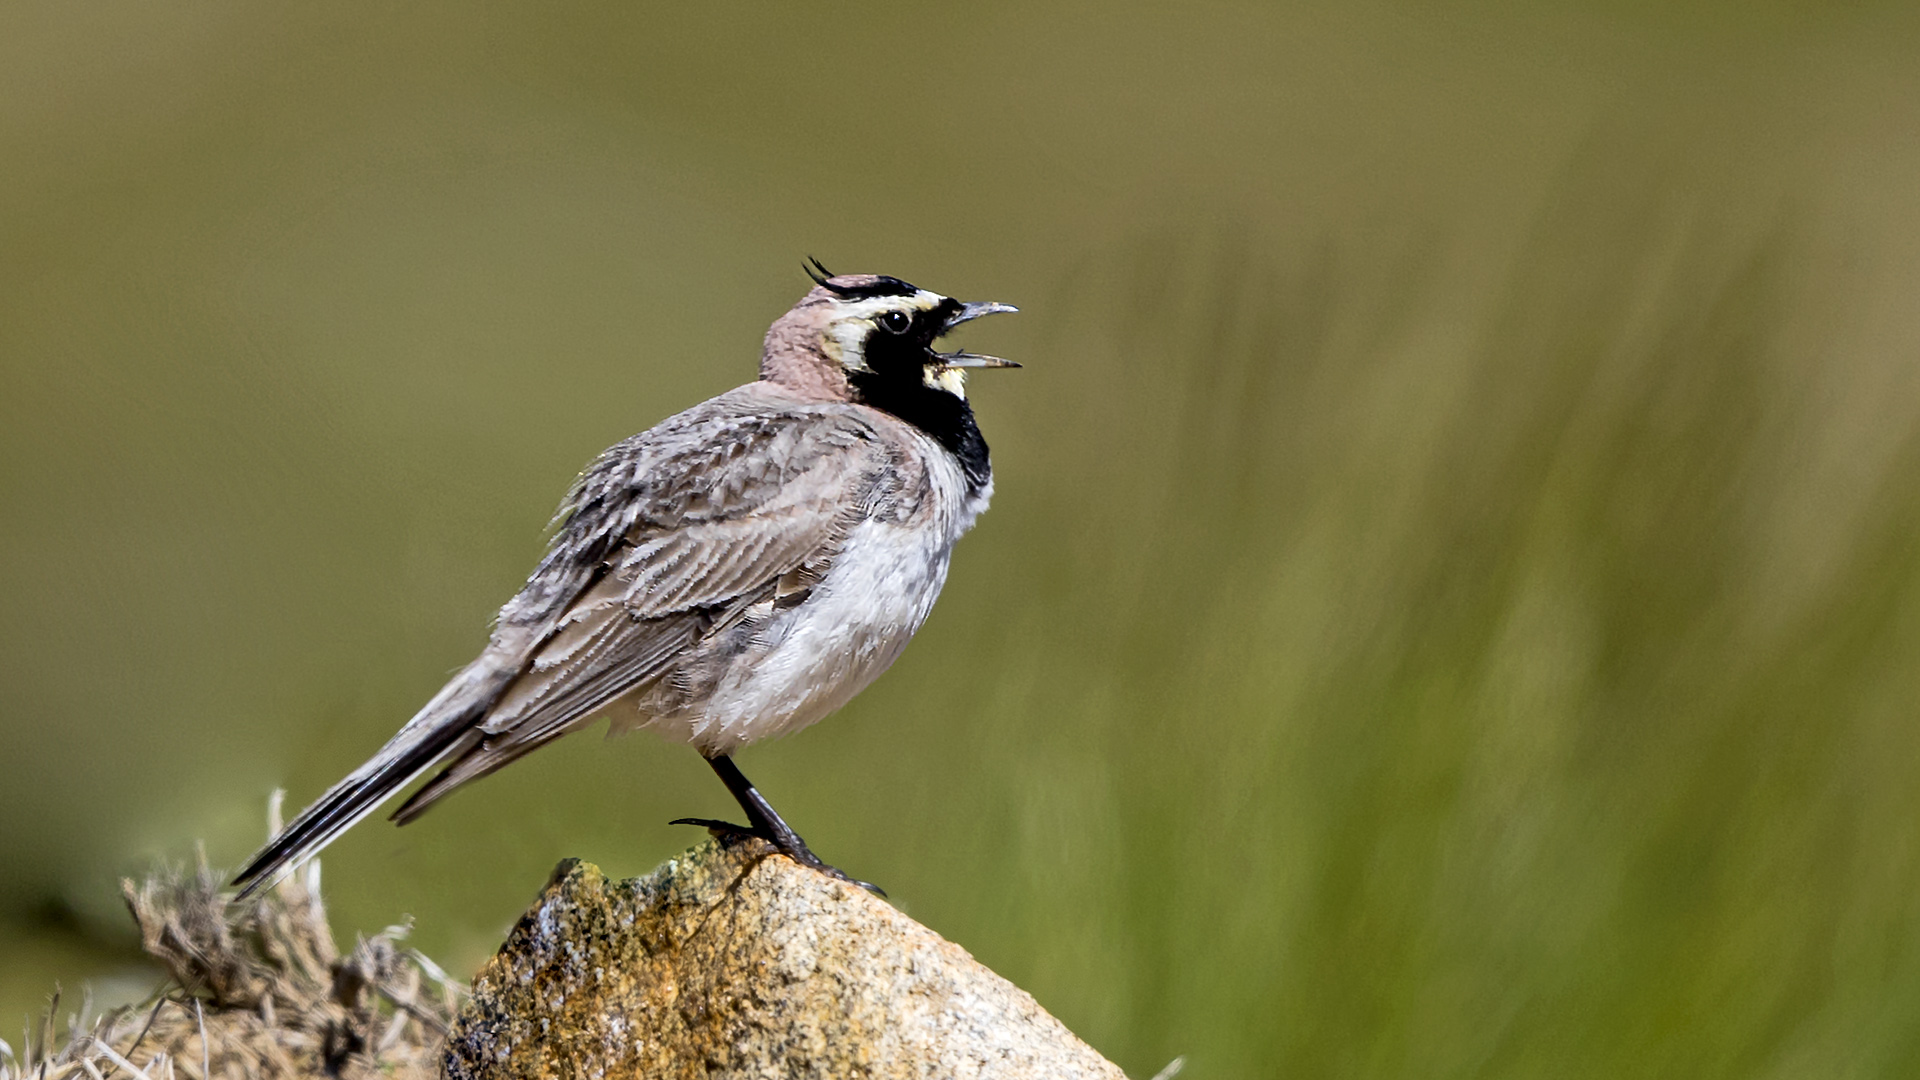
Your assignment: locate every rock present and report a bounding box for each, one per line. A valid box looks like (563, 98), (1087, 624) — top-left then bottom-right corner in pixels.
(445, 836), (1126, 1079)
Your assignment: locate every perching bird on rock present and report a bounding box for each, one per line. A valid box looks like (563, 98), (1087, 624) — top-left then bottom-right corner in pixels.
(232, 263), (1018, 897)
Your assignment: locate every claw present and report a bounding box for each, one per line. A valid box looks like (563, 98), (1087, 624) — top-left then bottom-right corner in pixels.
(669, 816), (766, 839)
(672, 770), (887, 898)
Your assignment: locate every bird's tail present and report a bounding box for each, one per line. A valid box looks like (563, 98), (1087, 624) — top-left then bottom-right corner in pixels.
(229, 658), (516, 899)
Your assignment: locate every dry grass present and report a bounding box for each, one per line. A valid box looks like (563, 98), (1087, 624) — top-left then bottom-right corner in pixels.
(1, 812), (459, 1080)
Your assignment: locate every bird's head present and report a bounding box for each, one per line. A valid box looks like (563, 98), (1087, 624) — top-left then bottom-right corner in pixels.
(761, 261), (1018, 405)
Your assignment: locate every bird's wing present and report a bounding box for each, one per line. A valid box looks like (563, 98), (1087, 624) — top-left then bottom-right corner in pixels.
(389, 407), (893, 816)
(232, 392), (894, 894)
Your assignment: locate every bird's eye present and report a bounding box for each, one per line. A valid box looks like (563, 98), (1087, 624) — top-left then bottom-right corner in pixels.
(877, 310), (912, 335)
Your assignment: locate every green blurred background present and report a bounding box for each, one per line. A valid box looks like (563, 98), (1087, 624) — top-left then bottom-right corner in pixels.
(7, 1), (1920, 1074)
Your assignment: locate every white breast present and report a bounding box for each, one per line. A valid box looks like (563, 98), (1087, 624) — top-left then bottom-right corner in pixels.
(656, 435), (987, 756)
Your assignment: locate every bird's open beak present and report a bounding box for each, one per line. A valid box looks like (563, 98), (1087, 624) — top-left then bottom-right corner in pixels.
(940, 351), (1020, 369)
(937, 301), (1020, 369)
(946, 300), (1019, 328)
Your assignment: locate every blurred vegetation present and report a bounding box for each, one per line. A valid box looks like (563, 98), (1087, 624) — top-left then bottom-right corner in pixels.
(6, 1), (1920, 1076)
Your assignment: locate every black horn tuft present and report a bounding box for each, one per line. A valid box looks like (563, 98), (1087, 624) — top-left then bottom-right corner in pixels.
(804, 257), (837, 289)
(803, 259), (920, 300)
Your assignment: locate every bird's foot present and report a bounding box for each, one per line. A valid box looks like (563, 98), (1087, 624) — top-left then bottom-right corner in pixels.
(669, 817), (885, 898)
(772, 839), (888, 899)
(669, 816), (762, 839)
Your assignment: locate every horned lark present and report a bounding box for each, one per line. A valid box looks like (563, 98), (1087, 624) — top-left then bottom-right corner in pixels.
(232, 263), (1017, 897)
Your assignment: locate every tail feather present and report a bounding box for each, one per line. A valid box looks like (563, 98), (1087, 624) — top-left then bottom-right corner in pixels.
(230, 660), (515, 898)
(388, 736), (533, 826)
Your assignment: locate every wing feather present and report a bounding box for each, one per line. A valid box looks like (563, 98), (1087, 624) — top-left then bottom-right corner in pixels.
(388, 397), (893, 821)
(235, 387), (896, 890)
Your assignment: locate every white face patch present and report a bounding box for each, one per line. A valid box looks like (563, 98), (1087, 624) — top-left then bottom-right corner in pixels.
(821, 290), (945, 374)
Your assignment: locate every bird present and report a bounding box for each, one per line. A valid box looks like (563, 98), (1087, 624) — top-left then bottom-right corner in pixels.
(230, 262), (1017, 898)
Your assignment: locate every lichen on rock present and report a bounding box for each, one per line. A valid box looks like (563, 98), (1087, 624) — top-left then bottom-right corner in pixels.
(446, 836), (1125, 1080)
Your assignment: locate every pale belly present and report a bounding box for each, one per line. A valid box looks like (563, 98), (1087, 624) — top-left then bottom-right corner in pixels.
(626, 516), (958, 756)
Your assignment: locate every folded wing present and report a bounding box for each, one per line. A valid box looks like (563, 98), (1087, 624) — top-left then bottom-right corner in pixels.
(231, 393), (891, 896)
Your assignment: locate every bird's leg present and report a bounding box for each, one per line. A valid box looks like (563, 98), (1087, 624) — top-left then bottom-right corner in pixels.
(670, 754), (885, 897)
